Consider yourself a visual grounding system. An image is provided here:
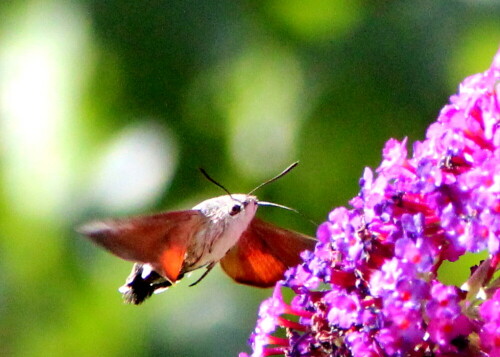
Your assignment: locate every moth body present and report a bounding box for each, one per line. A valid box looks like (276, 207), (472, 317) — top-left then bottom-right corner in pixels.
(187, 194), (258, 270)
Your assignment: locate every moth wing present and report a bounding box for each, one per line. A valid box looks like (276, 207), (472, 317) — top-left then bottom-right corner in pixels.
(220, 217), (316, 287)
(77, 210), (208, 282)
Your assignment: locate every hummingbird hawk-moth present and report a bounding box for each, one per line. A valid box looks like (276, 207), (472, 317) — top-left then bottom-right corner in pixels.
(77, 162), (316, 304)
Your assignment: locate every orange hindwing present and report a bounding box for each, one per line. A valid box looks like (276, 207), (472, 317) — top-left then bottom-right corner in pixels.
(220, 217), (316, 287)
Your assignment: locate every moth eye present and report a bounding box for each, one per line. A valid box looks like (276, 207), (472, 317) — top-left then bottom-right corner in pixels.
(230, 204), (242, 216)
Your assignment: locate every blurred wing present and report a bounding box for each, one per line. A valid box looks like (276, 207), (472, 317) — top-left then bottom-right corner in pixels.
(220, 217), (316, 287)
(77, 210), (207, 282)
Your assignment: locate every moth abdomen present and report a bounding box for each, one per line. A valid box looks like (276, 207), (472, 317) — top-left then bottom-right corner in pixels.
(120, 264), (175, 305)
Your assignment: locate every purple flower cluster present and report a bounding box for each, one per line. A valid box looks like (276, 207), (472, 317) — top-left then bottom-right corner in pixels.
(241, 49), (500, 357)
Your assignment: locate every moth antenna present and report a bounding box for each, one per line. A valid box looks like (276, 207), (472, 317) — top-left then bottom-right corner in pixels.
(258, 200), (318, 227)
(247, 161), (299, 195)
(199, 168), (233, 198)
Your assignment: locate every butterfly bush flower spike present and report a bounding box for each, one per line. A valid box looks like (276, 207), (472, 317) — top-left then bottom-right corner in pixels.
(243, 48), (500, 356)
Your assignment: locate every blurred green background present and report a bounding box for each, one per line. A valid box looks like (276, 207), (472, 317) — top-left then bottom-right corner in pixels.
(0, 0), (499, 356)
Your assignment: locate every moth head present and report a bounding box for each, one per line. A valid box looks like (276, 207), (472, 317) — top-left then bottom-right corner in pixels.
(193, 194), (258, 223)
